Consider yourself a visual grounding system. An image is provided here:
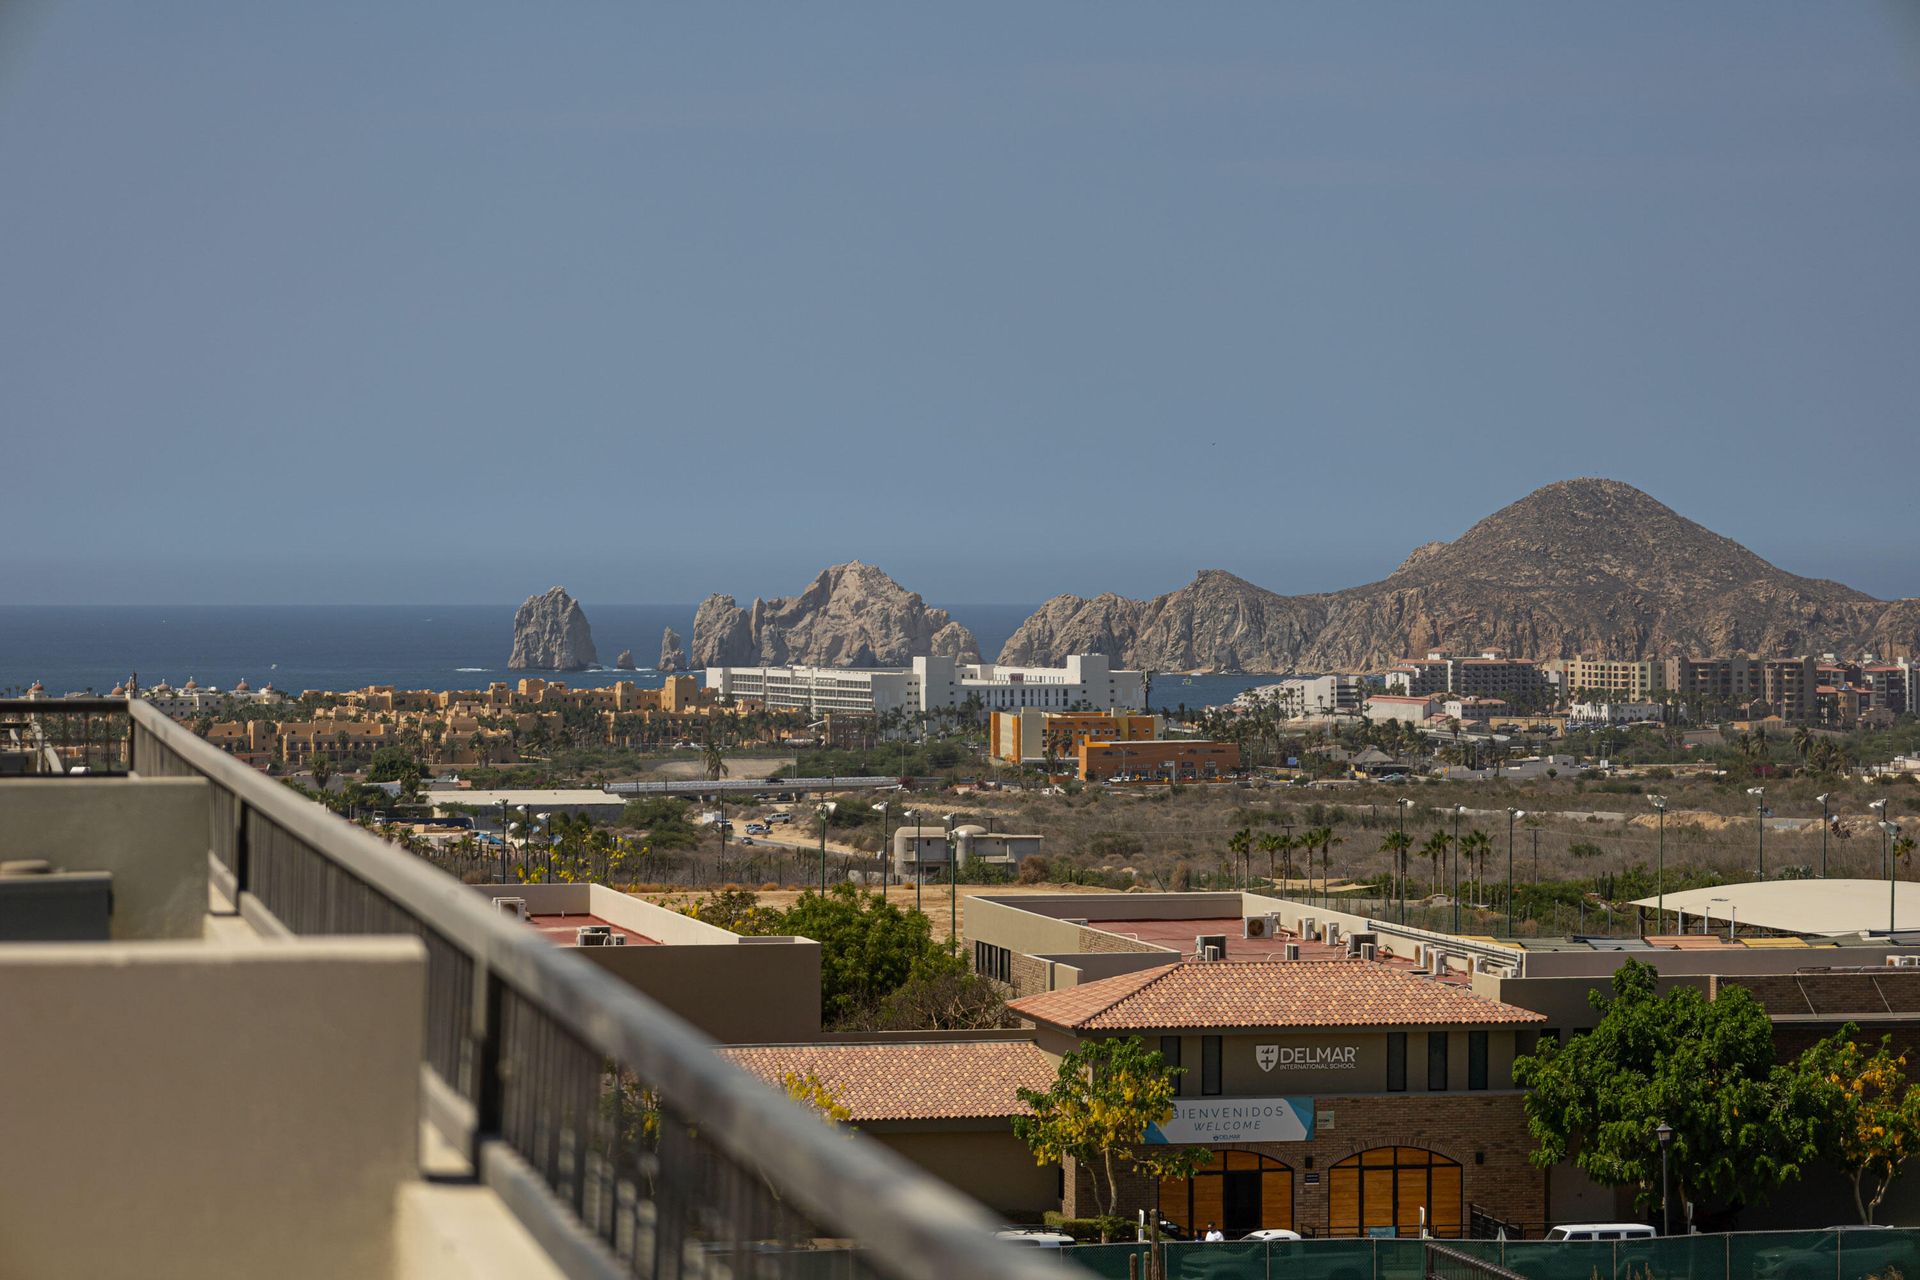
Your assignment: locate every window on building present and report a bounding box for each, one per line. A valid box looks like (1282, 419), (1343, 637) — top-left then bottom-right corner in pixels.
(1427, 1033), (1449, 1091)
(1386, 1032), (1407, 1092)
(1326, 1147), (1463, 1238)
(1160, 1034), (1182, 1080)
(1159, 1152), (1293, 1238)
(1201, 1035), (1222, 1096)
(1467, 1031), (1488, 1091)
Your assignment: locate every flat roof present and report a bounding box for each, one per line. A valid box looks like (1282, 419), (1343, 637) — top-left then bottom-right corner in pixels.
(527, 912), (657, 946)
(434, 788), (629, 808)
(1632, 879), (1920, 937)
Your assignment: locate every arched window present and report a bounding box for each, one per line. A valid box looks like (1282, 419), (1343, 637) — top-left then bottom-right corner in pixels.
(1158, 1152), (1293, 1238)
(1326, 1147), (1463, 1239)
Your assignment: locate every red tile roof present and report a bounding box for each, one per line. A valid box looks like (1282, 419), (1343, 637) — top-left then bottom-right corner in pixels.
(716, 1041), (1054, 1122)
(1009, 960), (1544, 1032)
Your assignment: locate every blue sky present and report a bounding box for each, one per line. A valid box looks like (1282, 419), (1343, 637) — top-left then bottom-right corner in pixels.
(3, 4), (1916, 606)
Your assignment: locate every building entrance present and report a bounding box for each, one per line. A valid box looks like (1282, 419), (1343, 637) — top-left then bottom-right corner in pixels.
(1159, 1152), (1293, 1238)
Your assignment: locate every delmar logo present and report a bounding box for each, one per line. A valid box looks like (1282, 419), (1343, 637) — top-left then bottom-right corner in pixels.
(1257, 1045), (1358, 1070)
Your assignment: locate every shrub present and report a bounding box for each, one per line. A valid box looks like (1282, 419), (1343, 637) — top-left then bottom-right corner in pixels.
(1042, 1213), (1135, 1243)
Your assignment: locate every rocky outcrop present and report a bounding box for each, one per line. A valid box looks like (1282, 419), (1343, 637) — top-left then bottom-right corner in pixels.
(508, 587), (598, 671)
(659, 628), (686, 673)
(999, 479), (1920, 672)
(691, 562), (981, 668)
(614, 650), (637, 671)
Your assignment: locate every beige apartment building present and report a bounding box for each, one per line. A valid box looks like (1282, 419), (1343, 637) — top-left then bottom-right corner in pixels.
(1558, 656), (1662, 702)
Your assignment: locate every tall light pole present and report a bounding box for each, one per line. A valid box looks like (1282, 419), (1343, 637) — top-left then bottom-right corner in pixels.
(498, 798), (508, 883)
(1871, 798), (1892, 932)
(1816, 792), (1831, 878)
(1505, 808), (1525, 937)
(1649, 795), (1668, 931)
(1746, 787), (1767, 881)
(874, 800), (892, 893)
(1452, 804), (1465, 934)
(1656, 1122), (1674, 1237)
(817, 801), (837, 890)
(945, 812), (960, 951)
(1397, 798), (1414, 925)
(537, 812), (552, 883)
(909, 808), (923, 912)
(1871, 798), (1890, 876)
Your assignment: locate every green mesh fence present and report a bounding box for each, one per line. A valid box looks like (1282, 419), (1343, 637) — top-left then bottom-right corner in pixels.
(1063, 1230), (1920, 1280)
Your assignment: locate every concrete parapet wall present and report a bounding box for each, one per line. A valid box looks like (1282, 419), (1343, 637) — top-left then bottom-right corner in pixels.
(0, 777), (210, 939)
(0, 937), (425, 1280)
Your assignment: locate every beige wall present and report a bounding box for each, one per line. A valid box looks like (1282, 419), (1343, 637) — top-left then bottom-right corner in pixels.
(581, 942), (823, 1043)
(0, 938), (425, 1280)
(868, 1126), (1059, 1219)
(0, 778), (210, 939)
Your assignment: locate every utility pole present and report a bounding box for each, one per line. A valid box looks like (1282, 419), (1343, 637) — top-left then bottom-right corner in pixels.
(1650, 795), (1668, 931)
(1747, 787), (1767, 881)
(1506, 807), (1525, 937)
(1451, 805), (1464, 935)
(1816, 792), (1831, 878)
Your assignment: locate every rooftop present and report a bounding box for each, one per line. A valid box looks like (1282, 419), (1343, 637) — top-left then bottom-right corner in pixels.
(1631, 878), (1920, 937)
(526, 911), (657, 946)
(718, 1040), (1053, 1122)
(1009, 959), (1545, 1032)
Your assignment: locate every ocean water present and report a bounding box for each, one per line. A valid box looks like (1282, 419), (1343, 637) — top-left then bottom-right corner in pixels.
(0, 603), (1273, 708)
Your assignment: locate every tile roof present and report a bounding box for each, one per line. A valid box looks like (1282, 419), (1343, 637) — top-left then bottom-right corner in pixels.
(1008, 960), (1544, 1032)
(716, 1040), (1054, 1122)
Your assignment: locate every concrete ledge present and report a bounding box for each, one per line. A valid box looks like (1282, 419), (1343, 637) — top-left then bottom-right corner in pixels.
(0, 777), (211, 938)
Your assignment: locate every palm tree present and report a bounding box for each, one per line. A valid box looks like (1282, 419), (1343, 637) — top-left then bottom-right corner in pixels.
(1228, 827), (1254, 889)
(1420, 829), (1451, 897)
(310, 753), (334, 793)
(703, 723), (729, 782)
(1461, 829), (1492, 907)
(1792, 724), (1814, 762)
(1257, 832), (1285, 885)
(1379, 828), (1413, 911)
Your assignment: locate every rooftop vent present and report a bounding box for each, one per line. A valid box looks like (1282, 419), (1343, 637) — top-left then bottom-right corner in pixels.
(491, 896), (528, 922)
(576, 924), (616, 946)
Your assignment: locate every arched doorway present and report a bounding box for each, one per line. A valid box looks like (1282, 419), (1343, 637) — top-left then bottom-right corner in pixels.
(1159, 1152), (1293, 1238)
(1326, 1147), (1463, 1238)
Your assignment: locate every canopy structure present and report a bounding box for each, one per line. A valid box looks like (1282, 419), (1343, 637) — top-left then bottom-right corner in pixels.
(1631, 878), (1920, 937)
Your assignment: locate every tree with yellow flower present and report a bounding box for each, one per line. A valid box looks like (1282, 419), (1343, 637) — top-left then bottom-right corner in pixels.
(1013, 1036), (1210, 1240)
(1798, 1031), (1920, 1223)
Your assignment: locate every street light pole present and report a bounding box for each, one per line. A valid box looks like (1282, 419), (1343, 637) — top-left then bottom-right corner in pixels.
(1747, 787), (1766, 881)
(1505, 807), (1524, 937)
(1650, 796), (1668, 932)
(1656, 1122), (1674, 1237)
(499, 798), (508, 883)
(1872, 798), (1892, 932)
(1816, 793), (1831, 878)
(1397, 799), (1413, 926)
(946, 812), (959, 952)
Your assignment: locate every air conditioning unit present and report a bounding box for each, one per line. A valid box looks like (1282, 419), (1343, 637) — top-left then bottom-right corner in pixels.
(1360, 943), (1377, 962)
(1301, 916), (1317, 941)
(492, 896), (528, 921)
(1284, 942), (1301, 961)
(1889, 955), (1920, 968)
(1326, 922), (1342, 948)
(1203, 945), (1223, 962)
(1244, 916), (1269, 939)
(1194, 933), (1228, 959)
(576, 925), (615, 946)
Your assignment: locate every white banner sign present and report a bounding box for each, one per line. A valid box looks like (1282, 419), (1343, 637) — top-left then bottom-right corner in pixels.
(1145, 1098), (1315, 1145)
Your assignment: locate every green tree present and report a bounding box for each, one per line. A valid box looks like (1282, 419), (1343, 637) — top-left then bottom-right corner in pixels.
(1514, 959), (1825, 1224)
(1797, 1032), (1920, 1223)
(366, 744), (424, 794)
(1420, 829), (1451, 896)
(309, 753), (334, 793)
(1379, 828), (1413, 902)
(778, 884), (949, 1025)
(1013, 1036), (1211, 1237)
(1228, 827), (1253, 888)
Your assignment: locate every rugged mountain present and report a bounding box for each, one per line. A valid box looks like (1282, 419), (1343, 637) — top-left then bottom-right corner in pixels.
(614, 649), (637, 671)
(999, 479), (1920, 672)
(658, 628), (686, 673)
(692, 562), (981, 668)
(508, 587), (598, 671)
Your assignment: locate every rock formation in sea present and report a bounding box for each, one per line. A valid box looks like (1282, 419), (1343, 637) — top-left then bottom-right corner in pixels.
(692, 562), (981, 668)
(658, 628), (686, 673)
(508, 587), (599, 671)
(998, 478), (1920, 673)
(614, 650), (637, 671)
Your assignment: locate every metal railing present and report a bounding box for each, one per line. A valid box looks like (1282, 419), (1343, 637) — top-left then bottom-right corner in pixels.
(0, 697), (132, 774)
(113, 700), (1066, 1280)
(1424, 1243), (1526, 1280)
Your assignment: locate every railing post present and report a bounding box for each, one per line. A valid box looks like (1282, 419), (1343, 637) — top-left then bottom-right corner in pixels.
(473, 963), (506, 1169)
(233, 799), (251, 899)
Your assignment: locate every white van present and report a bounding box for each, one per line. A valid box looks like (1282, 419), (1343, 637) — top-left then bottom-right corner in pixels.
(1544, 1223), (1656, 1242)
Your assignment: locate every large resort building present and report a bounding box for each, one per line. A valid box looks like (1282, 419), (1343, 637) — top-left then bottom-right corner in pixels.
(703, 653), (1146, 716)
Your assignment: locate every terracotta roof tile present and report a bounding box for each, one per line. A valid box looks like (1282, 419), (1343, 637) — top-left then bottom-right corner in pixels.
(1009, 960), (1544, 1032)
(716, 1040), (1054, 1122)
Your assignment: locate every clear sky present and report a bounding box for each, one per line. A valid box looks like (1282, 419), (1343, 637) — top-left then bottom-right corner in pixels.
(3, 4), (1916, 607)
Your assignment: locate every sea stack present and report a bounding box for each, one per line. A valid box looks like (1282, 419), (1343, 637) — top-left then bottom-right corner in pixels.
(508, 587), (598, 671)
(614, 649), (637, 671)
(691, 562), (980, 668)
(659, 628), (686, 673)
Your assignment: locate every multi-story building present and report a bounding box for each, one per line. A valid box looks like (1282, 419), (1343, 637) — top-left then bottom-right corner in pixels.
(1382, 652), (1549, 705)
(989, 708), (1161, 766)
(1442, 697), (1510, 724)
(1077, 738), (1239, 782)
(1759, 656), (1819, 722)
(1558, 657), (1662, 702)
(1244, 674), (1366, 719)
(705, 654), (1145, 717)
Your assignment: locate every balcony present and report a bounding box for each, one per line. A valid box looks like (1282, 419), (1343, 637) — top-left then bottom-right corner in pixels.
(0, 699), (1067, 1280)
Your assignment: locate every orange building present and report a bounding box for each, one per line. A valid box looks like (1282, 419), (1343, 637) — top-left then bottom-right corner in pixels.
(1077, 738), (1239, 782)
(990, 709), (1161, 766)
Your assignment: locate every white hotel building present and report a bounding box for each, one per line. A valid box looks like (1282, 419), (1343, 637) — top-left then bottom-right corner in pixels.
(704, 654), (1146, 717)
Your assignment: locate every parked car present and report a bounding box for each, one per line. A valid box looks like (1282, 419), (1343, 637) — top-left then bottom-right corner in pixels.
(1543, 1223), (1655, 1242)
(993, 1229), (1074, 1250)
(744, 823), (768, 835)
(1241, 1229), (1303, 1242)
(769, 811), (793, 823)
